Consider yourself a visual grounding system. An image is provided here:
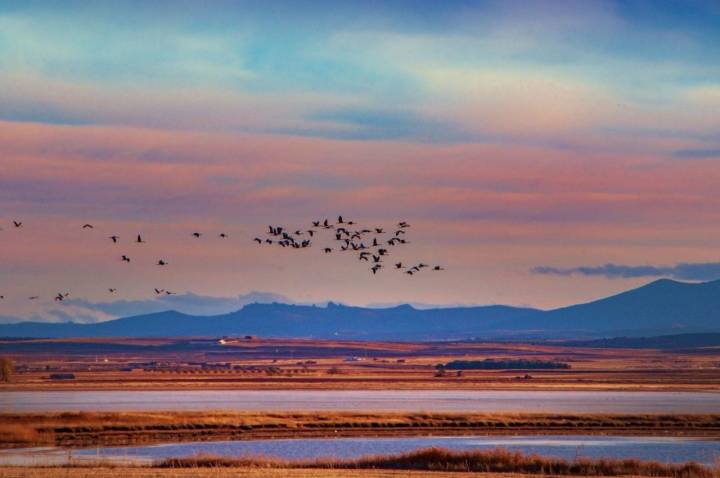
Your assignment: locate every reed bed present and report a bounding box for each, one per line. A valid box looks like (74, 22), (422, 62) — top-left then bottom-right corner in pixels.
(157, 447), (719, 477)
(3, 411), (720, 448)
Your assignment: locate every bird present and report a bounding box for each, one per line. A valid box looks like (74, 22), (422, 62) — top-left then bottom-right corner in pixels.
(375, 228), (384, 233)
(192, 232), (202, 238)
(109, 235), (119, 243)
(28, 296), (39, 300)
(405, 270), (414, 275)
(433, 266), (444, 271)
(121, 255), (131, 263)
(253, 237), (262, 244)
(219, 233), (227, 238)
(157, 259), (168, 266)
(371, 265), (382, 274)
(136, 234), (145, 243)
(323, 248), (332, 253)
(0, 295), (4, 299)
(13, 221), (22, 228)
(154, 288), (165, 295)
(54, 292), (69, 302)
(395, 262), (403, 269)
(165, 290), (176, 295)
(108, 288), (117, 294)
(312, 221), (320, 227)
(338, 215), (344, 224)
(82, 224), (94, 229)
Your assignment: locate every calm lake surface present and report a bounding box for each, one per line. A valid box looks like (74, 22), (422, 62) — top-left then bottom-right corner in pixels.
(2, 436), (719, 466)
(1, 390), (719, 413)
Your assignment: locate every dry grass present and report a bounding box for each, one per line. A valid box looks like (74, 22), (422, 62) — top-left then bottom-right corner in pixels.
(0, 468), (538, 478)
(157, 448), (718, 478)
(2, 411), (720, 448)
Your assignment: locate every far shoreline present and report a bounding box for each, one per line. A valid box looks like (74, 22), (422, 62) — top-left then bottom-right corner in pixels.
(2, 411), (720, 450)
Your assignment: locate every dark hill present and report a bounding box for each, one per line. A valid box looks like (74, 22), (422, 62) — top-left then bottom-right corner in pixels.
(1, 279), (719, 339)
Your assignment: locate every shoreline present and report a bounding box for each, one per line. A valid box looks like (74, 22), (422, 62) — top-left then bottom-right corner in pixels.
(3, 411), (719, 449)
(0, 447), (718, 478)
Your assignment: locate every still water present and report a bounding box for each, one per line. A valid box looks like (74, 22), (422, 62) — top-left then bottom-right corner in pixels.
(1, 435), (718, 466)
(2, 390), (719, 413)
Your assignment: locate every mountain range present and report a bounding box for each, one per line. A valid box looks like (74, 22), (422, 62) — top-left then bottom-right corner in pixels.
(1, 279), (719, 340)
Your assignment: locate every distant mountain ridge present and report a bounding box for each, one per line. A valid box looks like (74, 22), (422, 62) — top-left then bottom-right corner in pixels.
(2, 279), (720, 340)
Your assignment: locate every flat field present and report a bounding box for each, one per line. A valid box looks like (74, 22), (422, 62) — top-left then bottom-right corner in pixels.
(1, 338), (719, 391)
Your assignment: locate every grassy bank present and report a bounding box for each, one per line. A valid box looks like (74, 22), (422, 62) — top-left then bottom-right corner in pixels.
(2, 411), (720, 448)
(0, 468), (566, 478)
(158, 447), (719, 478)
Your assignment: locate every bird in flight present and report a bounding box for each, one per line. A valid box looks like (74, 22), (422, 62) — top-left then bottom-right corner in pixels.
(13, 221), (22, 228)
(136, 234), (145, 243)
(54, 292), (69, 302)
(395, 262), (403, 269)
(323, 248), (333, 253)
(157, 259), (168, 266)
(82, 224), (94, 229)
(121, 255), (131, 263)
(108, 288), (117, 294)
(371, 264), (382, 274)
(433, 266), (444, 271)
(0, 295), (4, 299)
(109, 235), (119, 243)
(219, 233), (227, 238)
(192, 232), (202, 238)
(253, 237), (262, 244)
(165, 290), (176, 295)
(28, 296), (39, 300)
(154, 288), (164, 295)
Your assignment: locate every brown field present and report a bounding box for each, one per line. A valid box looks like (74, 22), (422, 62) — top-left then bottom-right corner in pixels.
(1, 337), (719, 391)
(1, 447), (718, 478)
(2, 411), (719, 448)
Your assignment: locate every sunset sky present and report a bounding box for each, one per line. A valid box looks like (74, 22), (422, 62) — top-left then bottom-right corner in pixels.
(2, 1), (720, 323)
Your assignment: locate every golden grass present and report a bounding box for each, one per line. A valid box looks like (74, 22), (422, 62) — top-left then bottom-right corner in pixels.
(0, 468), (539, 478)
(2, 411), (719, 448)
(156, 448), (719, 478)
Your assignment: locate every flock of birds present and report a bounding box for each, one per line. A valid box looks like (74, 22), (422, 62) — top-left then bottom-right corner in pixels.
(1, 216), (444, 302)
(253, 216), (444, 276)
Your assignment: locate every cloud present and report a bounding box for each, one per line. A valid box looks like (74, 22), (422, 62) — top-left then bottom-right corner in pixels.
(296, 108), (474, 143)
(532, 262), (720, 281)
(672, 149), (720, 159)
(65, 291), (295, 319)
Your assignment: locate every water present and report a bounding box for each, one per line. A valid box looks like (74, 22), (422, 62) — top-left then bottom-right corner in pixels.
(1, 390), (719, 413)
(1, 436), (718, 466)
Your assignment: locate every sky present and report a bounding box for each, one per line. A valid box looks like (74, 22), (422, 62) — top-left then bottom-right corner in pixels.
(1, 0), (720, 323)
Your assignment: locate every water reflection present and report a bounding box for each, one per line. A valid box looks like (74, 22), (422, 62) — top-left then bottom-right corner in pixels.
(2, 435), (719, 466)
